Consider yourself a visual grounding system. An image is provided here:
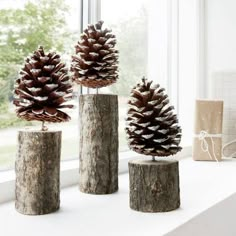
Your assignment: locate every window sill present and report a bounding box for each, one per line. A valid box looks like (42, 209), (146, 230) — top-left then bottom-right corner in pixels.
(1, 157), (236, 236)
(0, 147), (191, 203)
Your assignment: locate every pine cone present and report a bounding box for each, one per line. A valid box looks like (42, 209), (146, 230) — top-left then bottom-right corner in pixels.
(71, 20), (119, 88)
(125, 77), (182, 157)
(13, 46), (73, 123)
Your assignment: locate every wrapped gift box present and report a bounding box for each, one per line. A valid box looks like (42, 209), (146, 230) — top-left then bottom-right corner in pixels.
(193, 100), (224, 161)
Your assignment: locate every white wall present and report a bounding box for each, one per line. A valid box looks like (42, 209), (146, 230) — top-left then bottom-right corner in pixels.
(205, 0), (236, 152)
(206, 0), (236, 95)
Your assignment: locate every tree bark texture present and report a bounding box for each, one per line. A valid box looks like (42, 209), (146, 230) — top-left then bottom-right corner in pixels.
(129, 159), (180, 212)
(15, 130), (61, 215)
(79, 94), (118, 194)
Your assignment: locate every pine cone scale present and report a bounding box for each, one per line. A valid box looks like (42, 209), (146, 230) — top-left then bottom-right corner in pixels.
(32, 107), (43, 113)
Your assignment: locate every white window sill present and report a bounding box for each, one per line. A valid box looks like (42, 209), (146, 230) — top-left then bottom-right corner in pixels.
(1, 157), (236, 236)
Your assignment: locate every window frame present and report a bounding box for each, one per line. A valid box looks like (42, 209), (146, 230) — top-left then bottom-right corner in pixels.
(196, 0), (207, 98)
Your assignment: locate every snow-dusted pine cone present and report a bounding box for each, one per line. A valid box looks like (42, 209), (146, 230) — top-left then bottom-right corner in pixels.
(13, 46), (73, 123)
(71, 20), (119, 88)
(126, 77), (182, 156)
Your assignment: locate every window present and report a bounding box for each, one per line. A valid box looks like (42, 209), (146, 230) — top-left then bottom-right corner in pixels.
(0, 0), (196, 172)
(100, 0), (197, 149)
(0, 0), (80, 170)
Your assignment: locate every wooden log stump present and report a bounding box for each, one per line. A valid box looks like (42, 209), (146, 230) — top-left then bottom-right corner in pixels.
(15, 130), (61, 215)
(129, 159), (180, 212)
(79, 94), (118, 194)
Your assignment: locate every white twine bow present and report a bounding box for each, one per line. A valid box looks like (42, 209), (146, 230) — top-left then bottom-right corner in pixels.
(196, 130), (221, 162)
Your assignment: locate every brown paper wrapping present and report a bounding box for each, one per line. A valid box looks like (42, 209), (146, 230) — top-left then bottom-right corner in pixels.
(193, 100), (223, 161)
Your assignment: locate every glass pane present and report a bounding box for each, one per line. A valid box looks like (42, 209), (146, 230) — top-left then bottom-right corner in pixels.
(100, 0), (173, 153)
(100, 0), (149, 152)
(0, 0), (81, 171)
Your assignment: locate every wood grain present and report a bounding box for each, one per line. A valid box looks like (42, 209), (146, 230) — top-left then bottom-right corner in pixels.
(129, 159), (180, 212)
(15, 130), (61, 215)
(79, 94), (118, 194)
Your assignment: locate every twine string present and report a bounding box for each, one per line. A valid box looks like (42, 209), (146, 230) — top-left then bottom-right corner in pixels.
(196, 130), (219, 162)
(222, 139), (236, 158)
(196, 131), (236, 160)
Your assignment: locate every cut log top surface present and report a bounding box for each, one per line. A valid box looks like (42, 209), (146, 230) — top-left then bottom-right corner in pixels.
(129, 159), (179, 166)
(18, 129), (61, 133)
(79, 94), (117, 97)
